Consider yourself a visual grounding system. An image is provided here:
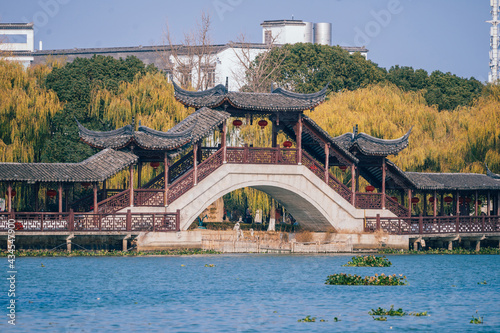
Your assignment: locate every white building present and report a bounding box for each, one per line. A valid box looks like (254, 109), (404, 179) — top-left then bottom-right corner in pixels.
(0, 23), (34, 67)
(6, 19), (368, 90)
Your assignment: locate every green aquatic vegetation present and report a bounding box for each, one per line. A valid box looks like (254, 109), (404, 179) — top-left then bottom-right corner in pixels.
(379, 247), (500, 255)
(373, 316), (387, 321)
(298, 315), (316, 322)
(204, 264), (216, 267)
(343, 255), (392, 267)
(325, 273), (407, 286)
(0, 249), (220, 257)
(409, 311), (428, 317)
(369, 305), (406, 316)
(333, 317), (341, 322)
(470, 311), (483, 324)
(478, 280), (487, 285)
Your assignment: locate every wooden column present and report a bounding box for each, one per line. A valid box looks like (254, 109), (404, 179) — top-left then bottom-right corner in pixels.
(475, 190), (479, 216)
(487, 191), (491, 216)
(324, 144), (329, 183)
(381, 159), (386, 209)
(93, 183), (98, 213)
(433, 190), (437, 217)
(497, 193), (500, 216)
(64, 187), (69, 213)
(102, 180), (107, 201)
(423, 192), (427, 217)
(408, 189), (412, 217)
(34, 183), (39, 212)
(193, 142), (198, 185)
(456, 191), (460, 216)
(164, 152), (169, 206)
(271, 117), (277, 148)
(7, 182), (12, 213)
(297, 114), (302, 164)
(137, 162), (142, 189)
(222, 120), (227, 163)
(440, 193), (444, 216)
(58, 183), (63, 213)
(351, 164), (356, 206)
(129, 165), (134, 207)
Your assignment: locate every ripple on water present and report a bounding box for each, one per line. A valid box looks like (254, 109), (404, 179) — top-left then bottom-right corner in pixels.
(0, 254), (499, 332)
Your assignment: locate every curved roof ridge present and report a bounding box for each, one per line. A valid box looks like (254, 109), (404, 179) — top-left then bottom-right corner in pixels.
(271, 83), (329, 100)
(138, 120), (195, 138)
(172, 79), (227, 97)
(486, 163), (500, 179)
(76, 118), (134, 138)
(355, 127), (412, 145)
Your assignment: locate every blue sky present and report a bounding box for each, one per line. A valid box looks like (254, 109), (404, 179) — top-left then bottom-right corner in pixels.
(1, 0), (491, 81)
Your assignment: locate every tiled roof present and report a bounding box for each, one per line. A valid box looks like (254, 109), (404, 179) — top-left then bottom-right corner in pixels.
(405, 172), (500, 191)
(78, 107), (230, 150)
(0, 149), (137, 183)
(173, 80), (328, 112)
(332, 126), (412, 156)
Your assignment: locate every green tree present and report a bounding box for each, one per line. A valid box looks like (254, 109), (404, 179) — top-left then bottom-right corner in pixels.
(261, 43), (386, 94)
(41, 55), (157, 162)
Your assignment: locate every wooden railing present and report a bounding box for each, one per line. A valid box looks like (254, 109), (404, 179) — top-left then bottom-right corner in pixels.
(0, 210), (180, 232)
(365, 214), (500, 235)
(70, 189), (122, 212)
(385, 195), (410, 217)
(356, 193), (383, 210)
(97, 189), (131, 214)
(301, 151), (353, 203)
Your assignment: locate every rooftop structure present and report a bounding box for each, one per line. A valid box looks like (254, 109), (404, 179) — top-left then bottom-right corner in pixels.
(0, 23), (34, 67)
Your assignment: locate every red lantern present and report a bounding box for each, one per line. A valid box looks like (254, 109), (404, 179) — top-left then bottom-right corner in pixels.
(458, 197), (464, 205)
(6, 189), (16, 197)
(428, 196), (435, 203)
(365, 185), (375, 192)
(411, 197), (420, 204)
(391, 196), (399, 203)
(258, 119), (268, 129)
(444, 196), (453, 204)
(339, 165), (348, 172)
(232, 119), (242, 128)
(82, 182), (91, 189)
(477, 200), (482, 205)
(150, 162), (160, 169)
(310, 164), (318, 171)
(465, 197), (471, 204)
(47, 190), (57, 198)
(283, 141), (292, 148)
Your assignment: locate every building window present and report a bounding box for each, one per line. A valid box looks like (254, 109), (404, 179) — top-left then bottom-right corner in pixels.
(203, 65), (216, 88)
(265, 30), (272, 45)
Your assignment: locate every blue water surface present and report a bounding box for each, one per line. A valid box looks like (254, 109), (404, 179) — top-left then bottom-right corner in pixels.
(1, 254), (500, 332)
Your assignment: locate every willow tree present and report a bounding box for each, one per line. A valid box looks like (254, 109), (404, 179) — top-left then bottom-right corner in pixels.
(0, 60), (61, 162)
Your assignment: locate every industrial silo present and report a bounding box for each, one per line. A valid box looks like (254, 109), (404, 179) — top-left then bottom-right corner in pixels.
(314, 22), (332, 45)
(304, 22), (314, 43)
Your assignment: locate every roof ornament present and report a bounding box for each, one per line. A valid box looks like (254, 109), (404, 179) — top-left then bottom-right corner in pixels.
(225, 77), (229, 91)
(486, 163), (500, 179)
(352, 124), (358, 140)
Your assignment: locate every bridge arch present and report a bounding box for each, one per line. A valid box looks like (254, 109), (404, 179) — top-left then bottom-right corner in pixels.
(167, 163), (392, 231)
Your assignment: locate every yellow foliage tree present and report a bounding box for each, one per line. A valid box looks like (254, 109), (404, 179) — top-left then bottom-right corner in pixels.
(0, 60), (62, 162)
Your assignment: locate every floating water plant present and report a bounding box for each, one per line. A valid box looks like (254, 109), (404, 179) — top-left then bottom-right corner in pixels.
(343, 255), (392, 267)
(478, 280), (487, 285)
(204, 264), (216, 267)
(325, 273), (407, 286)
(369, 305), (406, 316)
(298, 315), (316, 322)
(369, 305), (429, 319)
(373, 316), (387, 321)
(470, 311), (483, 324)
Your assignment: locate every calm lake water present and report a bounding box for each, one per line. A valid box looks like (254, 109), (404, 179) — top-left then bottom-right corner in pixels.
(1, 254), (500, 332)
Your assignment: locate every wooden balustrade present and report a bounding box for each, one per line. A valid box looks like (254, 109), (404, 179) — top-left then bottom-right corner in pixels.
(364, 215), (500, 235)
(0, 210), (179, 232)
